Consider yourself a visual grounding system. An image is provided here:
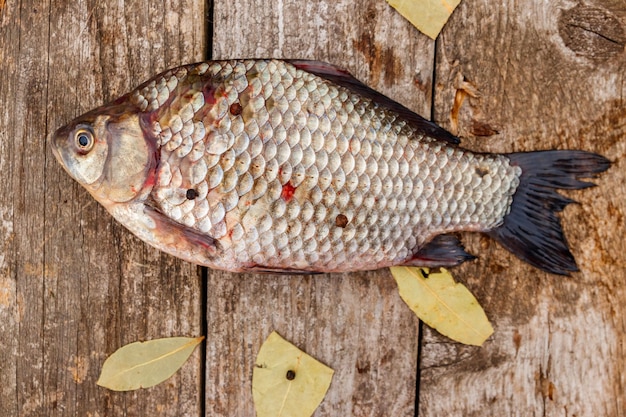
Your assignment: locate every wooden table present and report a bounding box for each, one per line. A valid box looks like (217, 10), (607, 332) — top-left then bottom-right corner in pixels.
(1, 0), (624, 415)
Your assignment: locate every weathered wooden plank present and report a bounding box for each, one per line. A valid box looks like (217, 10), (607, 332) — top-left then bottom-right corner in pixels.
(1, 0), (205, 415)
(0, 2), (27, 416)
(208, 1), (433, 415)
(420, 0), (626, 415)
(1, 2), (59, 415)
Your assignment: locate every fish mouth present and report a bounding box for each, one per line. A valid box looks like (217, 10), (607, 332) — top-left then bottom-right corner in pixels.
(48, 124), (72, 171)
(48, 130), (60, 160)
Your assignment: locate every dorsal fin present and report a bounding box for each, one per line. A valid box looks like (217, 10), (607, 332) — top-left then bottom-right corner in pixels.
(287, 60), (460, 145)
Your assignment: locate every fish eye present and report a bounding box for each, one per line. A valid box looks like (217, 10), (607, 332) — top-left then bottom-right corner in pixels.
(74, 128), (94, 153)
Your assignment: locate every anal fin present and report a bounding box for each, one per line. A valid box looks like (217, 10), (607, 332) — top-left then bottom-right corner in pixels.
(403, 234), (476, 268)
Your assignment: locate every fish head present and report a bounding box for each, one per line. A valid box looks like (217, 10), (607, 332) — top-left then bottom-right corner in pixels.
(50, 100), (157, 206)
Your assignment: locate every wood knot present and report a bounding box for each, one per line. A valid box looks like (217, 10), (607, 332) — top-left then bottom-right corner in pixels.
(558, 5), (626, 61)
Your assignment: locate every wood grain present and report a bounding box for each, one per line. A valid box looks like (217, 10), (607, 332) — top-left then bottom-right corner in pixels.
(209, 0), (432, 415)
(0, 3), (24, 416)
(2, 0), (623, 415)
(1, 0), (205, 415)
(420, 0), (626, 415)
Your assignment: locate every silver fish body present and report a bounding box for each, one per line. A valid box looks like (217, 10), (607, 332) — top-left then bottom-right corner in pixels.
(51, 59), (609, 275)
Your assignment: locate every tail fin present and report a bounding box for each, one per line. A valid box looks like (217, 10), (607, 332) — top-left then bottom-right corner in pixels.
(487, 151), (610, 275)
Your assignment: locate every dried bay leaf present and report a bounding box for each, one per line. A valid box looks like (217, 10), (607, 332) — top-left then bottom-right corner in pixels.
(253, 331), (334, 417)
(97, 336), (204, 391)
(387, 0), (462, 39)
(391, 267), (493, 346)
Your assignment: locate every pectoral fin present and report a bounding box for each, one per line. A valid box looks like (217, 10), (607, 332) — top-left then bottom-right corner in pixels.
(142, 205), (219, 261)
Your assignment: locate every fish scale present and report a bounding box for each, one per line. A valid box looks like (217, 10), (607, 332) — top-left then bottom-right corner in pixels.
(51, 59), (609, 275)
(123, 59), (521, 271)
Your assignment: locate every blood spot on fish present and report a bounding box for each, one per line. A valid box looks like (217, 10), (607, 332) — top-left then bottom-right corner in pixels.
(143, 169), (158, 188)
(281, 182), (296, 202)
(475, 166), (490, 177)
(335, 214), (349, 228)
(229, 102), (243, 116)
(186, 189), (198, 200)
(202, 85), (217, 106)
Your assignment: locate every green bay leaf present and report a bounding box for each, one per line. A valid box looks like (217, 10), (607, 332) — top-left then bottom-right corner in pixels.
(391, 267), (493, 346)
(97, 336), (204, 391)
(253, 332), (334, 417)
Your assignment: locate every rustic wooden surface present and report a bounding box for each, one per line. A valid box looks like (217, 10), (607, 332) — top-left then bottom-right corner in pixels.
(0, 0), (624, 416)
(421, 0), (626, 416)
(0, 0), (206, 416)
(207, 1), (428, 415)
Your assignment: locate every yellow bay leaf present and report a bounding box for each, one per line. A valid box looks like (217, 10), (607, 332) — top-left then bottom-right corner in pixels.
(97, 336), (204, 391)
(387, 0), (462, 39)
(391, 267), (493, 346)
(253, 332), (334, 417)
